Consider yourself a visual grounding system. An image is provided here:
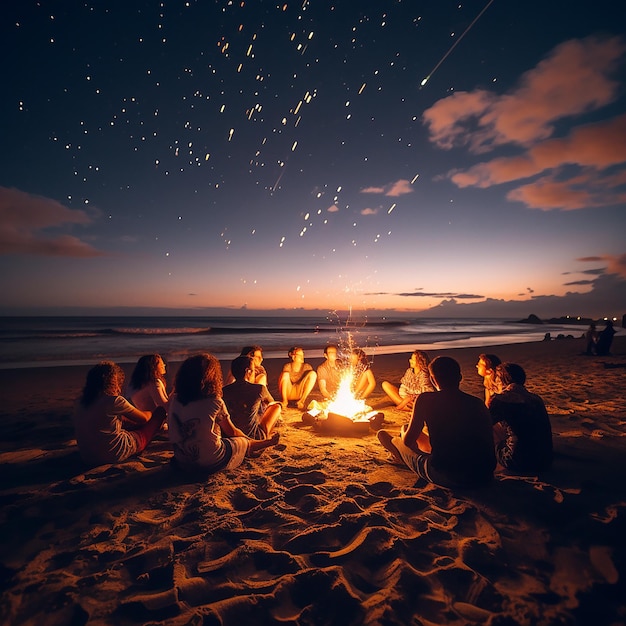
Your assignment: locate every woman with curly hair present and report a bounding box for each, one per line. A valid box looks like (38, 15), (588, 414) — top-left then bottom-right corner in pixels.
(125, 354), (169, 411)
(382, 350), (434, 411)
(73, 361), (166, 467)
(476, 353), (502, 406)
(168, 353), (279, 473)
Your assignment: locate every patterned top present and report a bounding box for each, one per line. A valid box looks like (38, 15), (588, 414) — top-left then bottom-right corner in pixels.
(399, 368), (434, 397)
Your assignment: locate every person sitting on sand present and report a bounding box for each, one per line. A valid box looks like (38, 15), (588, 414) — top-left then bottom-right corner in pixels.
(595, 320), (616, 356)
(168, 353), (279, 474)
(73, 361), (166, 467)
(475, 353), (502, 406)
(382, 350), (434, 411)
(584, 323), (599, 355)
(377, 356), (496, 488)
(350, 348), (376, 399)
(316, 344), (343, 400)
(278, 346), (317, 410)
(490, 363), (553, 473)
(125, 354), (169, 411)
(223, 355), (282, 439)
(225, 345), (269, 387)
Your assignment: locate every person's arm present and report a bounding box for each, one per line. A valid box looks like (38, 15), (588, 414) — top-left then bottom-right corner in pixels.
(216, 401), (248, 438)
(115, 396), (153, 427)
(220, 415), (247, 439)
(317, 369), (331, 399)
(402, 396), (428, 453)
(396, 394), (415, 411)
(150, 379), (169, 408)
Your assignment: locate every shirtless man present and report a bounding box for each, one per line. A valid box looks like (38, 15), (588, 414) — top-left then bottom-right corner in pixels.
(377, 356), (496, 488)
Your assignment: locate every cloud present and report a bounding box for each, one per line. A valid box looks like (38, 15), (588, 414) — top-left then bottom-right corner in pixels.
(416, 273), (625, 320)
(578, 253), (626, 278)
(360, 179), (414, 197)
(366, 290), (484, 300)
(360, 207), (378, 216)
(451, 114), (626, 190)
(0, 186), (104, 257)
(423, 36), (626, 211)
(563, 279), (596, 286)
(506, 169), (626, 210)
(327, 204), (340, 213)
(423, 36), (625, 152)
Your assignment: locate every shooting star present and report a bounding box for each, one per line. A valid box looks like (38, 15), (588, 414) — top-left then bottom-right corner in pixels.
(420, 0), (496, 88)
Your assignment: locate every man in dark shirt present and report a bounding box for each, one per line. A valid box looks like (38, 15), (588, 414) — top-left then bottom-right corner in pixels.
(489, 363), (553, 473)
(378, 356), (496, 488)
(223, 356), (281, 440)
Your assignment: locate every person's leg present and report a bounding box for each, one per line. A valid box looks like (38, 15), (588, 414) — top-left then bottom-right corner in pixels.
(377, 429), (404, 465)
(382, 381), (402, 406)
(297, 371), (317, 409)
(278, 372), (292, 409)
(260, 403), (281, 436)
(391, 436), (432, 480)
(131, 406), (166, 453)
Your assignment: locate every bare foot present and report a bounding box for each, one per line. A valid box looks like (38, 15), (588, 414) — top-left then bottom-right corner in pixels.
(377, 430), (404, 465)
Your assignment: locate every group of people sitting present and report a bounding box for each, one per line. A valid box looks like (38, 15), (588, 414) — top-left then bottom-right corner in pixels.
(73, 344), (553, 489)
(72, 349), (281, 472)
(378, 352), (553, 489)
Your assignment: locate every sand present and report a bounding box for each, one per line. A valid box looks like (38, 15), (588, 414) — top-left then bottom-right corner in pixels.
(1, 336), (625, 625)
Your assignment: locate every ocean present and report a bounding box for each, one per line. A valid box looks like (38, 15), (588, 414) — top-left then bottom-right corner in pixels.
(0, 315), (589, 370)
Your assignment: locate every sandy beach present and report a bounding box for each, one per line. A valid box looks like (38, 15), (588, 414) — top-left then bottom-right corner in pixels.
(1, 335), (625, 625)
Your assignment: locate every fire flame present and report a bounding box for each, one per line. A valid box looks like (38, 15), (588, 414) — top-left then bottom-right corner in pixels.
(326, 371), (371, 420)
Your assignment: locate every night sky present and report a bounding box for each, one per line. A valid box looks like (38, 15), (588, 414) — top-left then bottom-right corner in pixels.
(1, 0), (625, 319)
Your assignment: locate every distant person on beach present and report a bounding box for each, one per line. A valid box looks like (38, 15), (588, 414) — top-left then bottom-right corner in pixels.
(382, 350), (434, 411)
(225, 345), (269, 387)
(475, 353), (502, 406)
(73, 361), (166, 467)
(278, 346), (317, 410)
(350, 348), (376, 400)
(168, 353), (279, 474)
(584, 323), (599, 355)
(595, 320), (616, 356)
(223, 355), (281, 439)
(317, 344), (343, 400)
(125, 354), (169, 411)
(490, 363), (553, 473)
(377, 356), (496, 488)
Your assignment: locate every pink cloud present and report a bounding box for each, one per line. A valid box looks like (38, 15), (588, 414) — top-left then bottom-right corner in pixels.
(507, 170), (626, 211)
(0, 186), (104, 257)
(327, 204), (340, 213)
(385, 179), (413, 197)
(578, 254), (626, 279)
(360, 208), (378, 215)
(451, 113), (626, 188)
(360, 179), (414, 197)
(423, 36), (625, 152)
